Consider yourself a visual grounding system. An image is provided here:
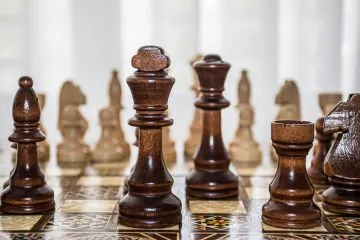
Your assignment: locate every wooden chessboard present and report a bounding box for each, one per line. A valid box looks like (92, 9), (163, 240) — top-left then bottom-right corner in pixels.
(0, 149), (359, 240)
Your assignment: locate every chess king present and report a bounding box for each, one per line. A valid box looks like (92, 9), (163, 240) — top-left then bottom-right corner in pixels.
(118, 46), (181, 228)
(322, 93), (360, 215)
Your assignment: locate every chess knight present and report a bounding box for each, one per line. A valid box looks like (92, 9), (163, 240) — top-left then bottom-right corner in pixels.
(322, 93), (360, 215)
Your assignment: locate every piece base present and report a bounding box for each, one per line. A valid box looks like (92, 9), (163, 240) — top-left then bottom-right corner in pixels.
(262, 215), (321, 229)
(119, 193), (181, 228)
(322, 187), (360, 215)
(186, 170), (239, 199)
(1, 184), (55, 214)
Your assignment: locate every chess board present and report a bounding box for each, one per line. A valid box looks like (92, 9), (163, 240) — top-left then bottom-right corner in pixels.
(0, 149), (359, 240)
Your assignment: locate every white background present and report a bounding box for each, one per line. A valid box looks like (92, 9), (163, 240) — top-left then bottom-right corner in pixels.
(0, 0), (359, 161)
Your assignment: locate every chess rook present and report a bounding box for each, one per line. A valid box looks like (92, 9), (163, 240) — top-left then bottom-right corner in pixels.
(118, 46), (181, 228)
(262, 120), (321, 229)
(322, 94), (360, 215)
(186, 54), (239, 199)
(1, 77), (55, 214)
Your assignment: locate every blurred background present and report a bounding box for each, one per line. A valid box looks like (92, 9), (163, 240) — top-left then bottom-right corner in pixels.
(0, 0), (359, 159)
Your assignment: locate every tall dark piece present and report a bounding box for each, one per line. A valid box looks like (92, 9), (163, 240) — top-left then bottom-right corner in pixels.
(1, 77), (55, 214)
(322, 93), (360, 215)
(118, 46), (181, 228)
(262, 120), (321, 229)
(186, 54), (238, 199)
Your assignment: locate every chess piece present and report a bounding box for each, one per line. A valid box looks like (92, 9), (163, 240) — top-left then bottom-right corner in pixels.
(37, 93), (50, 161)
(57, 105), (89, 167)
(1, 76), (55, 214)
(262, 120), (321, 229)
(109, 70), (130, 160)
(270, 79), (301, 162)
(93, 107), (126, 163)
(307, 93), (342, 187)
(229, 70), (262, 166)
(186, 54), (239, 199)
(322, 93), (360, 215)
(58, 81), (90, 158)
(184, 54), (203, 159)
(118, 46), (181, 228)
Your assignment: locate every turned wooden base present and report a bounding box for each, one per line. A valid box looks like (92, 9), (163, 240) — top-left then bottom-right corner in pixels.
(186, 170), (238, 199)
(1, 185), (55, 214)
(322, 178), (360, 215)
(119, 193), (181, 228)
(262, 200), (321, 229)
(307, 166), (329, 187)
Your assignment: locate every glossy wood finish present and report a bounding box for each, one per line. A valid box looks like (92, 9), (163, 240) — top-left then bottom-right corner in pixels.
(322, 93), (360, 215)
(118, 46), (181, 228)
(262, 120), (321, 229)
(1, 77), (55, 214)
(186, 54), (238, 199)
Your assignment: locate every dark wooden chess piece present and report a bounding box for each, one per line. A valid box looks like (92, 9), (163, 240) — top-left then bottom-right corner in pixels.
(322, 93), (360, 215)
(1, 76), (55, 214)
(118, 46), (181, 228)
(262, 120), (321, 229)
(308, 93), (342, 187)
(307, 117), (332, 187)
(186, 54), (239, 199)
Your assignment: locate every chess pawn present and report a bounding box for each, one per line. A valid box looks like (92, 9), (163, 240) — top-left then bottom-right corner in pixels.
(322, 94), (360, 215)
(262, 120), (321, 229)
(186, 54), (239, 199)
(118, 46), (181, 228)
(307, 93), (342, 187)
(1, 76), (55, 214)
(184, 54), (203, 159)
(270, 79), (301, 162)
(57, 105), (88, 167)
(37, 93), (50, 161)
(93, 107), (126, 163)
(108, 70), (130, 159)
(162, 126), (176, 165)
(58, 81), (90, 157)
(229, 70), (262, 166)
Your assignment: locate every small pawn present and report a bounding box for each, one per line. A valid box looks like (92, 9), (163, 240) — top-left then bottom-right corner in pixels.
(307, 93), (342, 187)
(93, 107), (126, 163)
(37, 93), (50, 161)
(1, 76), (55, 214)
(57, 105), (89, 167)
(262, 120), (321, 229)
(186, 54), (239, 199)
(229, 70), (261, 166)
(322, 93), (360, 215)
(270, 79), (301, 162)
(184, 54), (203, 159)
(109, 70), (130, 160)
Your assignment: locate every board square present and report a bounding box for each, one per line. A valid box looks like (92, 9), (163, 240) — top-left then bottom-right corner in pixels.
(59, 200), (117, 213)
(262, 222), (327, 232)
(76, 176), (124, 186)
(328, 216), (360, 233)
(0, 215), (42, 231)
(189, 200), (246, 214)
